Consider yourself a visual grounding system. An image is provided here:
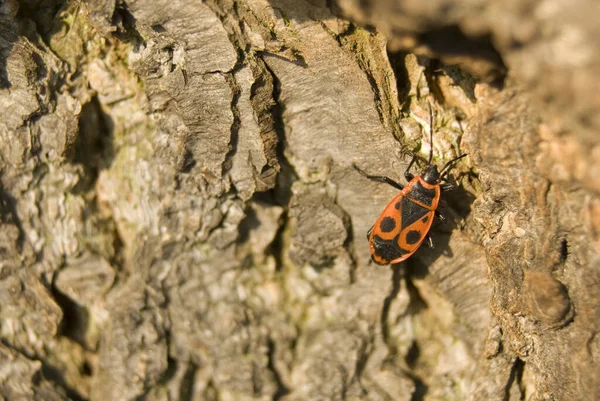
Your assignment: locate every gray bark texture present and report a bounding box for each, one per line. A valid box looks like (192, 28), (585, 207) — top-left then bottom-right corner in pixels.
(1, 0), (599, 400)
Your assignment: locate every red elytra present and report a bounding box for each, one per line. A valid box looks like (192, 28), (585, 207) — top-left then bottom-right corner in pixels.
(354, 107), (467, 265)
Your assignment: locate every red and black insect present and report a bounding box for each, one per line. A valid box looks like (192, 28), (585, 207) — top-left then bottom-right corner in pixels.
(354, 107), (467, 265)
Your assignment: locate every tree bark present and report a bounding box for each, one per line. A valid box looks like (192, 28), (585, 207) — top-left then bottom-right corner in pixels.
(0, 0), (598, 400)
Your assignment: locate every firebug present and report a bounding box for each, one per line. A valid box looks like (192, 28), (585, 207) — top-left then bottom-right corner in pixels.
(354, 106), (467, 265)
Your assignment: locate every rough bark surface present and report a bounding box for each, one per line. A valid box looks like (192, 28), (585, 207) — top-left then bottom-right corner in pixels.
(0, 0), (598, 400)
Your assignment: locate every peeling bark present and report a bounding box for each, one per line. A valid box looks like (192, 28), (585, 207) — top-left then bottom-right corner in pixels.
(0, 0), (598, 400)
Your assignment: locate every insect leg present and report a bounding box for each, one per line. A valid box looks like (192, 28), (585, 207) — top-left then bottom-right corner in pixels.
(404, 155), (416, 182)
(440, 182), (455, 191)
(426, 235), (434, 249)
(435, 210), (446, 222)
(353, 164), (404, 191)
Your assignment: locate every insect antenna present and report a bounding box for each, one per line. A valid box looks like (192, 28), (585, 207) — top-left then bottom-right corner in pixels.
(440, 153), (468, 180)
(427, 102), (434, 165)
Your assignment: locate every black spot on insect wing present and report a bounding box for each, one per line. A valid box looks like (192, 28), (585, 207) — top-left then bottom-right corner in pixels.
(405, 230), (421, 245)
(379, 216), (396, 233)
